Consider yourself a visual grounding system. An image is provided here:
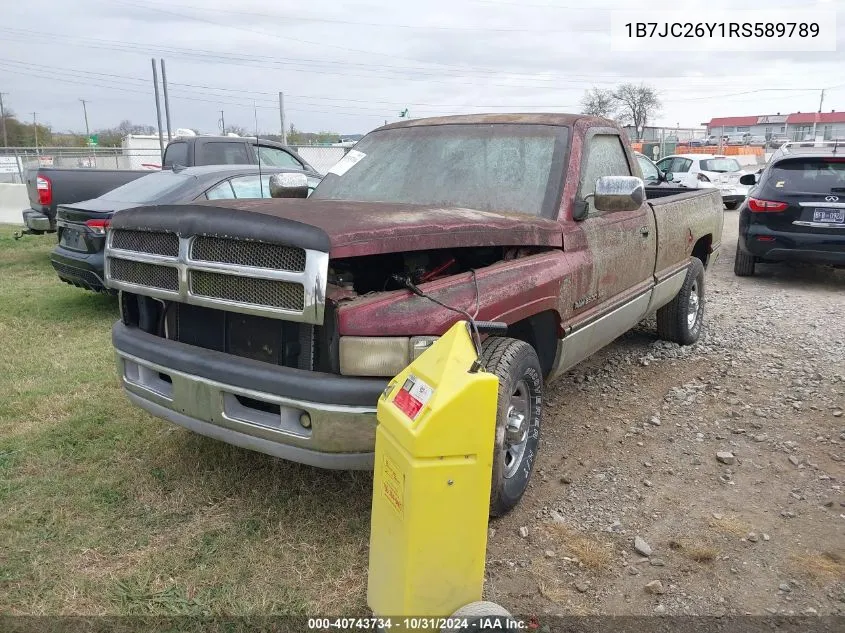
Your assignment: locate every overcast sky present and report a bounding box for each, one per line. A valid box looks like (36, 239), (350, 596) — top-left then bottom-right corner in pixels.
(1, 0), (842, 137)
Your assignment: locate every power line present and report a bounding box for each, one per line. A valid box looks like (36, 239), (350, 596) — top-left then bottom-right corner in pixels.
(132, 0), (603, 33)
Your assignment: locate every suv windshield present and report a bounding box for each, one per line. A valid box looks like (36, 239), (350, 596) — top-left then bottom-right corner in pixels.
(700, 158), (741, 172)
(311, 124), (569, 217)
(766, 157), (845, 194)
(99, 172), (193, 203)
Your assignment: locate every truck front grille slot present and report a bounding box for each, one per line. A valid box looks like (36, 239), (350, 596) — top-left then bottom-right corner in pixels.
(110, 229), (179, 257)
(191, 236), (306, 272)
(109, 258), (179, 291)
(190, 271), (305, 311)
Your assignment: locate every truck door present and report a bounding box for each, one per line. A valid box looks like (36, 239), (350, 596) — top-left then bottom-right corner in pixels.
(577, 131), (657, 309)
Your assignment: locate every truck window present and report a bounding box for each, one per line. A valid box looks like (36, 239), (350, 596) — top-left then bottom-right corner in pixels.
(205, 180), (236, 200)
(229, 175), (273, 198)
(254, 146), (303, 169)
(311, 124), (568, 217)
(201, 142), (252, 166)
(579, 134), (631, 200)
(163, 142), (188, 168)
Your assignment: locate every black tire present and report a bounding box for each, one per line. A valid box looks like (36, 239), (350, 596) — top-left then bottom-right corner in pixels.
(724, 201), (738, 211)
(480, 337), (543, 517)
(656, 257), (705, 345)
(733, 242), (755, 276)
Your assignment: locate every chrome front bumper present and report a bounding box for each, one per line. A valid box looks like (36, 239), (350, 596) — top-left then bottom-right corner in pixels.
(113, 324), (383, 470)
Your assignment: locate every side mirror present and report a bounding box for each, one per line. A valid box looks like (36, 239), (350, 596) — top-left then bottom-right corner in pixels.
(593, 176), (645, 213)
(661, 171), (674, 183)
(739, 173), (757, 186)
(269, 172), (309, 199)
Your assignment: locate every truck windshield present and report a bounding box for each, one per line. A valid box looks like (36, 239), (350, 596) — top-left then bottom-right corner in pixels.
(98, 172), (193, 203)
(311, 124), (568, 217)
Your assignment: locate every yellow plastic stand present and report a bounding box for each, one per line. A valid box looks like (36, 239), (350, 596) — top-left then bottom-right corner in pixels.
(367, 321), (499, 620)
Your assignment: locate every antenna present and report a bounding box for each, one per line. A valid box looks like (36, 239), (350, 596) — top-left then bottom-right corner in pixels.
(254, 102), (264, 198)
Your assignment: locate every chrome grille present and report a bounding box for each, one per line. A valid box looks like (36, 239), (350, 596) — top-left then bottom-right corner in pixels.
(190, 271), (305, 311)
(110, 229), (179, 257)
(191, 236), (306, 271)
(109, 258), (179, 291)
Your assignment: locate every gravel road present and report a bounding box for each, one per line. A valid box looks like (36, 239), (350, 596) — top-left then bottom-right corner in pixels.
(486, 211), (845, 617)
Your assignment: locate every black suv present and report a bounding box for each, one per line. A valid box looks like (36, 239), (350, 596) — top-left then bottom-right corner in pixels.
(734, 143), (845, 276)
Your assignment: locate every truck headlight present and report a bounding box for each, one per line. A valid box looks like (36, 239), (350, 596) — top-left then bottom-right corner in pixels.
(339, 336), (439, 377)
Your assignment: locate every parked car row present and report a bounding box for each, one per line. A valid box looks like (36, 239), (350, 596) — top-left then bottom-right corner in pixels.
(17, 135), (317, 237)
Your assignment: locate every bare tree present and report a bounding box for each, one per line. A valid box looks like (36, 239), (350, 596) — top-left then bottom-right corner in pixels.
(580, 88), (616, 119)
(612, 83), (661, 139)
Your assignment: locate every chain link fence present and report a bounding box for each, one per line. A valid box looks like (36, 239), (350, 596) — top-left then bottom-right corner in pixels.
(0, 145), (350, 184)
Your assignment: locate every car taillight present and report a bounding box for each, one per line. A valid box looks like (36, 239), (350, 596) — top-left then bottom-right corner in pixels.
(697, 173), (711, 182)
(36, 175), (52, 206)
(85, 219), (111, 234)
(747, 197), (788, 213)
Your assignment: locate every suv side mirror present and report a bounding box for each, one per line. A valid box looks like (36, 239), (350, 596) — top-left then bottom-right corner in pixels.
(660, 170), (674, 183)
(739, 173), (757, 186)
(592, 176), (645, 213)
(269, 172), (309, 199)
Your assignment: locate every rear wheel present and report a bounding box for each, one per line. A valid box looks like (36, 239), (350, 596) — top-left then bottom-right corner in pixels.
(734, 242), (756, 276)
(480, 337), (543, 517)
(657, 257), (705, 345)
(724, 201), (739, 211)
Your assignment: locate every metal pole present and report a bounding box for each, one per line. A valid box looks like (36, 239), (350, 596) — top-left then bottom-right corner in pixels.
(160, 59), (172, 142)
(80, 99), (90, 139)
(0, 92), (8, 147)
(151, 58), (165, 161)
(32, 112), (38, 150)
(812, 89), (825, 141)
(279, 92), (287, 144)
(219, 110), (225, 134)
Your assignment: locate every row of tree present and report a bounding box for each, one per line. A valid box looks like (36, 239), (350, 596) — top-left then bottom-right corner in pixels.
(580, 83), (662, 139)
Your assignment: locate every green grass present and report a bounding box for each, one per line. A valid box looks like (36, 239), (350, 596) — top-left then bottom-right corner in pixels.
(0, 226), (372, 615)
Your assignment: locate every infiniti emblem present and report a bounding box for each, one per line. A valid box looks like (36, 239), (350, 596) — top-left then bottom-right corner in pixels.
(825, 195), (839, 202)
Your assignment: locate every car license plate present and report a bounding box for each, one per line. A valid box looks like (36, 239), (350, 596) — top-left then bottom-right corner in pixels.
(813, 208), (845, 223)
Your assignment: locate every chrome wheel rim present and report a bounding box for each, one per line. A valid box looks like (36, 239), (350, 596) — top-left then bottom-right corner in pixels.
(687, 280), (701, 329)
(503, 379), (530, 479)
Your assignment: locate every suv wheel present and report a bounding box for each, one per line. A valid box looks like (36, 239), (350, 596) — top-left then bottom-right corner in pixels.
(657, 257), (705, 345)
(733, 242), (755, 276)
(480, 337), (543, 517)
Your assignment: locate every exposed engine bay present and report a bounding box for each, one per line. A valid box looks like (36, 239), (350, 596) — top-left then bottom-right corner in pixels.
(327, 246), (540, 296)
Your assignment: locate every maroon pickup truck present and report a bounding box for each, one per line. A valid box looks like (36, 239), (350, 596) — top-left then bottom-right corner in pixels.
(105, 114), (723, 515)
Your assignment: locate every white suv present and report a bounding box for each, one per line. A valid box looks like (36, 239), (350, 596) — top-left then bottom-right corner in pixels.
(656, 153), (750, 209)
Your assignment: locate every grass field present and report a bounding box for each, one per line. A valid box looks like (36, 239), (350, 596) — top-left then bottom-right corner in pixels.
(0, 226), (372, 615)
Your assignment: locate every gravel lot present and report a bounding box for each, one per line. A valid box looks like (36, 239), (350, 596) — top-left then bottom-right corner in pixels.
(485, 211), (845, 617)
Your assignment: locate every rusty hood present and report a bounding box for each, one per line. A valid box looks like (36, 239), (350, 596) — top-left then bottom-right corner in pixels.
(189, 198), (563, 258)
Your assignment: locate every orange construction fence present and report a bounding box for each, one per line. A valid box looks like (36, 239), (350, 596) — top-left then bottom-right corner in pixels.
(674, 145), (765, 156)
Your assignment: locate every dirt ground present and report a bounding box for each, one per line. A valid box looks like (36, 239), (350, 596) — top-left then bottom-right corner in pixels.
(486, 211), (845, 617)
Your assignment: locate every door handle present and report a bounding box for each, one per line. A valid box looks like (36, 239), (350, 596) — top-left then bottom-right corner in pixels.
(639, 226), (650, 237)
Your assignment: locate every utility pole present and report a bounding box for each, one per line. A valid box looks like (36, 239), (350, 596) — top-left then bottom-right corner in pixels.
(32, 112), (39, 150)
(151, 58), (165, 161)
(278, 92), (287, 144)
(812, 89), (825, 141)
(0, 92), (8, 147)
(219, 110), (226, 134)
(79, 99), (90, 139)
(160, 59), (172, 142)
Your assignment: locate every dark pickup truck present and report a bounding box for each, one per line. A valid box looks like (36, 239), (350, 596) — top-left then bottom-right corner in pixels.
(105, 114), (723, 515)
(17, 136), (315, 237)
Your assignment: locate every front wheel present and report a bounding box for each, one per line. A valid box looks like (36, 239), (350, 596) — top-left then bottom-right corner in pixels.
(656, 257), (705, 345)
(480, 337), (543, 517)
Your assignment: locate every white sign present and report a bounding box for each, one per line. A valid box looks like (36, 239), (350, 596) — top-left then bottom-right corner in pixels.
(327, 149), (366, 177)
(0, 156), (20, 174)
(38, 155), (54, 167)
(611, 10), (836, 52)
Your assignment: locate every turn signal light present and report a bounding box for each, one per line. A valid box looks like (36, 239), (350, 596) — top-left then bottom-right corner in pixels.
(747, 198), (788, 213)
(85, 218), (111, 234)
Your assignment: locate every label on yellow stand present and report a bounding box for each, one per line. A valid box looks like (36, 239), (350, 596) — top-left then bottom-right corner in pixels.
(392, 374), (434, 420)
(381, 454), (405, 517)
